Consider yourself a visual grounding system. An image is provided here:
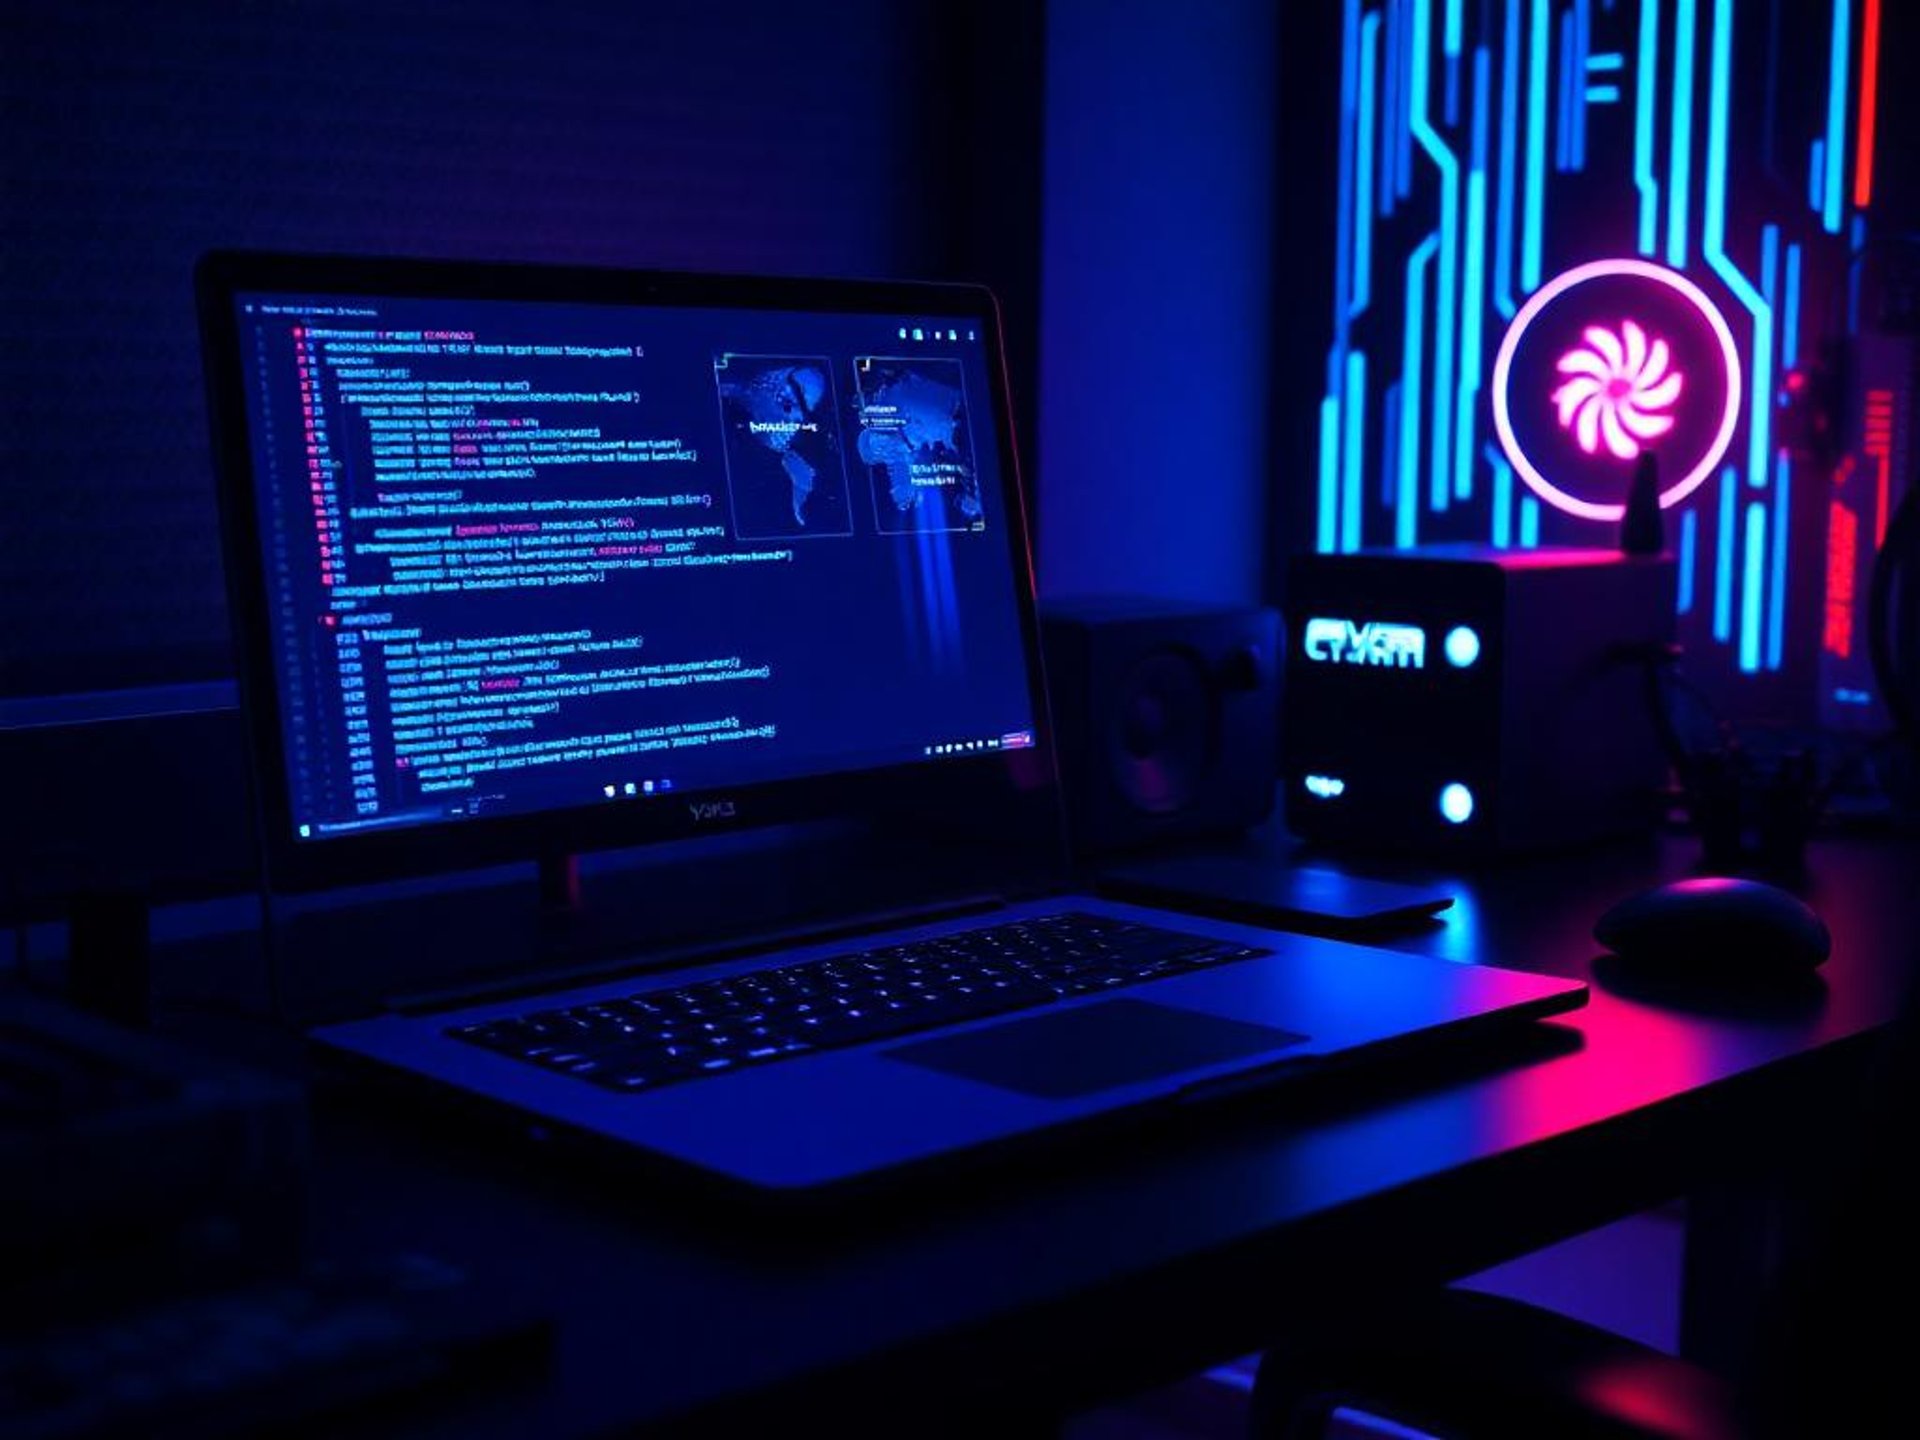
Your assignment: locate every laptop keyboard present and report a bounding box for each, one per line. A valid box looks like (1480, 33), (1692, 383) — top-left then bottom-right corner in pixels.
(448, 912), (1271, 1094)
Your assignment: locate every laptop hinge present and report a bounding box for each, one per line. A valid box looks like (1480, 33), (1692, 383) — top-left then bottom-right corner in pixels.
(385, 892), (1012, 1016)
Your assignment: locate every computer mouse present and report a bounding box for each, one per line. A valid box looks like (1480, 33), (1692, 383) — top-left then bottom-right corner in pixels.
(1594, 877), (1830, 975)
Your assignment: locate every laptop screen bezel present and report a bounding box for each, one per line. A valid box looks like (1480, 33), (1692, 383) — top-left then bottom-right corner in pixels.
(197, 249), (1060, 893)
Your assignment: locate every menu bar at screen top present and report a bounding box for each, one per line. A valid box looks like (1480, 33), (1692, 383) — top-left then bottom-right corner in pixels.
(234, 292), (1036, 841)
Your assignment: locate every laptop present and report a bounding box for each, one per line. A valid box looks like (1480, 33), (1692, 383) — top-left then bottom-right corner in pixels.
(197, 251), (1586, 1195)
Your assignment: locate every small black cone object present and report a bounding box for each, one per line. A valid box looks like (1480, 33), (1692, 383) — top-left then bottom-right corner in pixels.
(1622, 449), (1664, 555)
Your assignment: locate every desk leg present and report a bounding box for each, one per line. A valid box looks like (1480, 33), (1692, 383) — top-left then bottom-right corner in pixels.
(1679, 1181), (1783, 1375)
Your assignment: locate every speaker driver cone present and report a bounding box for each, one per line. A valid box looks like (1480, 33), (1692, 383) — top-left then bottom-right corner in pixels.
(1107, 648), (1218, 815)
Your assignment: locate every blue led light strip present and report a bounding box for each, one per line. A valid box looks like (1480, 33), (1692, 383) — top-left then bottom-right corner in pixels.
(1714, 468), (1736, 641)
(1558, 10), (1577, 172)
(1678, 507), (1699, 612)
(1587, 51), (1625, 70)
(1399, 234), (1441, 548)
(1333, 0), (1360, 344)
(1382, 0), (1403, 215)
(1666, 0), (1696, 267)
(1768, 452), (1791, 670)
(1523, 0), (1550, 290)
(1454, 46), (1492, 502)
(1634, 0), (1661, 255)
(1783, 242), (1803, 364)
(1520, 496), (1542, 546)
(1740, 501), (1767, 673)
(1587, 84), (1621, 102)
(1574, 0), (1592, 168)
(1354, 11), (1382, 316)
(1397, 0), (1416, 197)
(1382, 380), (1404, 503)
(1411, 0), (1461, 514)
(1444, 0), (1464, 124)
(1808, 137), (1826, 214)
(1318, 398), (1341, 553)
(1705, 0), (1774, 500)
(1486, 443), (1515, 546)
(1495, 0), (1523, 316)
(1823, 0), (1852, 234)
(1343, 351), (1369, 551)
(1318, 0), (1362, 557)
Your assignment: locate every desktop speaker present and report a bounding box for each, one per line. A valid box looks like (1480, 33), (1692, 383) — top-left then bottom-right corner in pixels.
(1283, 547), (1675, 855)
(1040, 598), (1280, 855)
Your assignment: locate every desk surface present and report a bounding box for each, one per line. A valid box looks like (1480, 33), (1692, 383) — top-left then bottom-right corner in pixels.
(203, 833), (1920, 1435)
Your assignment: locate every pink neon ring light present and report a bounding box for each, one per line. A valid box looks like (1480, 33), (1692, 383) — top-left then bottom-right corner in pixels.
(1490, 258), (1742, 522)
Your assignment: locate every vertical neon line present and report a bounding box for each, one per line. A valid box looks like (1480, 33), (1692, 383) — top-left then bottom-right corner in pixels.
(1740, 502), (1767, 673)
(1557, 11), (1576, 172)
(1383, 381), (1403, 504)
(1411, 0), (1460, 513)
(1334, 0), (1359, 349)
(1322, 0), (1360, 557)
(1354, 12), (1382, 316)
(1705, 0), (1773, 499)
(1444, 0), (1465, 126)
(1750, 222), (1779, 492)
(1405, 0), (1420, 198)
(1487, 445), (1514, 546)
(1495, 0), (1522, 316)
(1574, 0), (1592, 170)
(1823, 0), (1852, 234)
(1343, 352), (1368, 552)
(1634, 0), (1661, 254)
(1318, 398), (1341, 553)
(1768, 452), (1791, 670)
(1455, 47), (1492, 502)
(1390, 0), (1405, 214)
(1808, 138), (1826, 215)
(1714, 467), (1736, 642)
(1524, 0), (1550, 290)
(1399, 236), (1440, 548)
(1678, 507), (1698, 613)
(1666, 0), (1696, 267)
(1855, 0), (1881, 208)
(1784, 243), (1802, 365)
(1520, 497), (1541, 546)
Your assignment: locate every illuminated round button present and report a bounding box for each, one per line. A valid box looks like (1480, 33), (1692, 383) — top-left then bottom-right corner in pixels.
(1439, 783), (1476, 825)
(1443, 625), (1482, 668)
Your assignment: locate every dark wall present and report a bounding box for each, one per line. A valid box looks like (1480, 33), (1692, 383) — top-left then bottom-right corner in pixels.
(1036, 0), (1278, 605)
(1, 0), (1041, 698)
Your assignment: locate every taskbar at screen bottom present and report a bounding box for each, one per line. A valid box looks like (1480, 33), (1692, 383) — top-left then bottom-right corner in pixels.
(293, 729), (1039, 842)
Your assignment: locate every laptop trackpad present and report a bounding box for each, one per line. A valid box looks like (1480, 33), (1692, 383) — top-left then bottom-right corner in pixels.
(885, 999), (1309, 1099)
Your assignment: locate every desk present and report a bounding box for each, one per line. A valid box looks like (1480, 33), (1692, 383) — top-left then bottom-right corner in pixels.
(184, 832), (1920, 1435)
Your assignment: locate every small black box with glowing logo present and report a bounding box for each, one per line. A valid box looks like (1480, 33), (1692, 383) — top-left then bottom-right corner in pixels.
(1282, 546), (1676, 854)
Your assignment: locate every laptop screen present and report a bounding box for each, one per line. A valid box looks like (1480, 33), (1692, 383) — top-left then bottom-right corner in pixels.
(208, 262), (1042, 879)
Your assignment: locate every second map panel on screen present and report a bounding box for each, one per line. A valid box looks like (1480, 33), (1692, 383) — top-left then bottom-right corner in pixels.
(855, 355), (985, 534)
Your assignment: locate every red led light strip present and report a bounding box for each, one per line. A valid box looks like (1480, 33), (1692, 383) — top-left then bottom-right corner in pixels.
(1866, 389), (1894, 546)
(1855, 0), (1882, 209)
